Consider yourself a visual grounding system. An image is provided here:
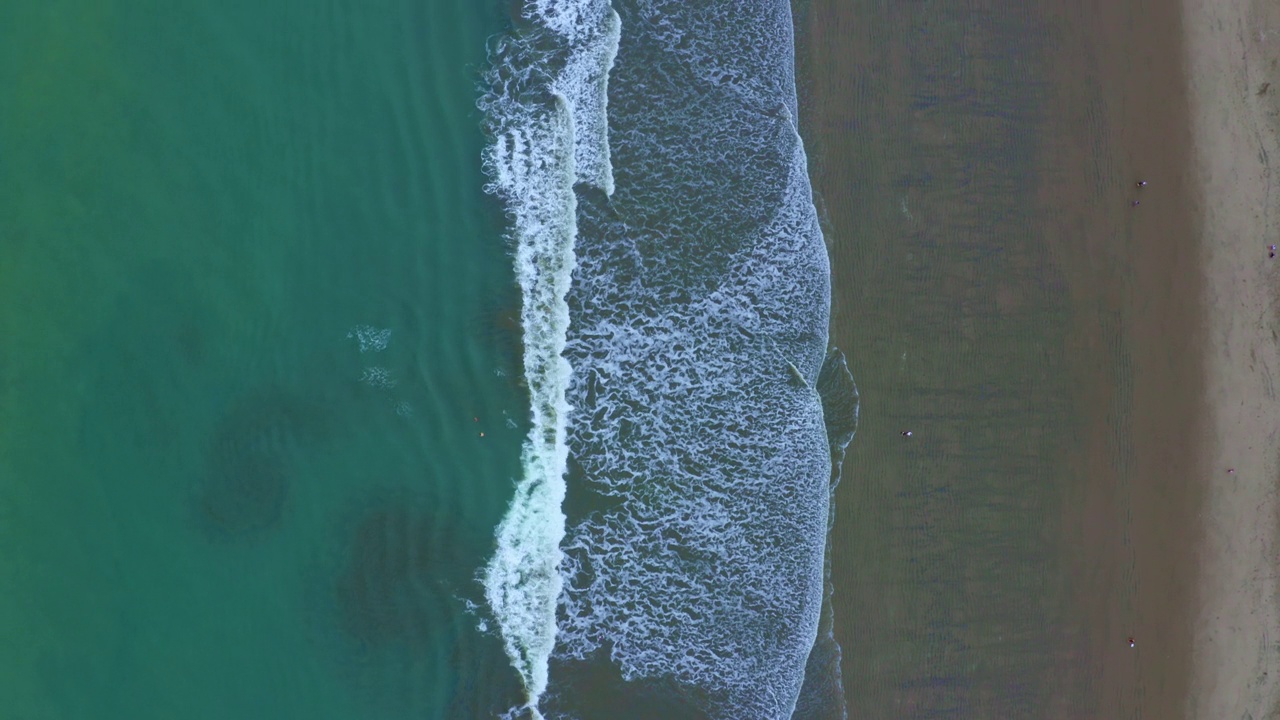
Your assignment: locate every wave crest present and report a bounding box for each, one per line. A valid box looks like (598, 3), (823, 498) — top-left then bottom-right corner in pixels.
(479, 3), (619, 718)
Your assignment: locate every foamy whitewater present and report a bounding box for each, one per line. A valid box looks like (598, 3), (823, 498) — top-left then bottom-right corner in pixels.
(480, 1), (619, 717)
(480, 1), (853, 718)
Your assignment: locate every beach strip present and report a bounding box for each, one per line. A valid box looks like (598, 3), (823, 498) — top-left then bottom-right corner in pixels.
(1183, 0), (1280, 715)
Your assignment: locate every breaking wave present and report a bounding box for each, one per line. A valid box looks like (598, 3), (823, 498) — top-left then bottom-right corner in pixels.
(478, 1), (619, 717)
(479, 1), (851, 718)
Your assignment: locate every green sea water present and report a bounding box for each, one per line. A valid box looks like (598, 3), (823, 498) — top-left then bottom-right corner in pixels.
(0, 1), (527, 717)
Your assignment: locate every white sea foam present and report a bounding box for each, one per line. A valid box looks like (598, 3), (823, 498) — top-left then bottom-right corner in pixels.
(358, 366), (396, 389)
(346, 325), (391, 353)
(559, 200), (834, 717)
(482, 96), (576, 720)
(554, 7), (620, 195)
(480, 1), (846, 717)
(550, 1), (843, 718)
(479, 3), (618, 717)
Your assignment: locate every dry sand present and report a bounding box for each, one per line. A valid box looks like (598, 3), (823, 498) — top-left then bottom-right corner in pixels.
(1182, 0), (1280, 715)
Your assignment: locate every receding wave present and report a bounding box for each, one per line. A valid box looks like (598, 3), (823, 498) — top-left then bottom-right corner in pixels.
(794, 349), (861, 720)
(481, 1), (849, 718)
(478, 1), (619, 718)
(553, 2), (842, 718)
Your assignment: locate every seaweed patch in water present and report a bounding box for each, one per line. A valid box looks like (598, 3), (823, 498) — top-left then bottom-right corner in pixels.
(334, 502), (452, 652)
(194, 389), (323, 539)
(472, 289), (527, 389)
(304, 489), (489, 717)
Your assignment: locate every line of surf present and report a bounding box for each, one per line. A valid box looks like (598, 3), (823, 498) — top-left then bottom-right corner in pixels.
(478, 3), (619, 717)
(548, 1), (846, 717)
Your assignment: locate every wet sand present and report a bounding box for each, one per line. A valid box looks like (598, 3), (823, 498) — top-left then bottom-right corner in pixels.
(796, 0), (1279, 715)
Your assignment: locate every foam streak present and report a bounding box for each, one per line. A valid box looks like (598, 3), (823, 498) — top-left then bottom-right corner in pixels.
(479, 3), (618, 716)
(482, 95), (577, 720)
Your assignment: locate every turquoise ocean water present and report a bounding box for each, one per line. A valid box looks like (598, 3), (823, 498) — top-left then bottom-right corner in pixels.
(0, 1), (527, 717)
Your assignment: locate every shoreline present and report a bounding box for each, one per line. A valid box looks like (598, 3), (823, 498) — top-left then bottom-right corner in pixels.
(1181, 0), (1280, 714)
(795, 0), (1279, 715)
(795, 0), (1109, 714)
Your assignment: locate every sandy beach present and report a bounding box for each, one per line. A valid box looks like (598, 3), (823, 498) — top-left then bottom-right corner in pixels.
(796, 0), (1280, 715)
(1182, 0), (1280, 715)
